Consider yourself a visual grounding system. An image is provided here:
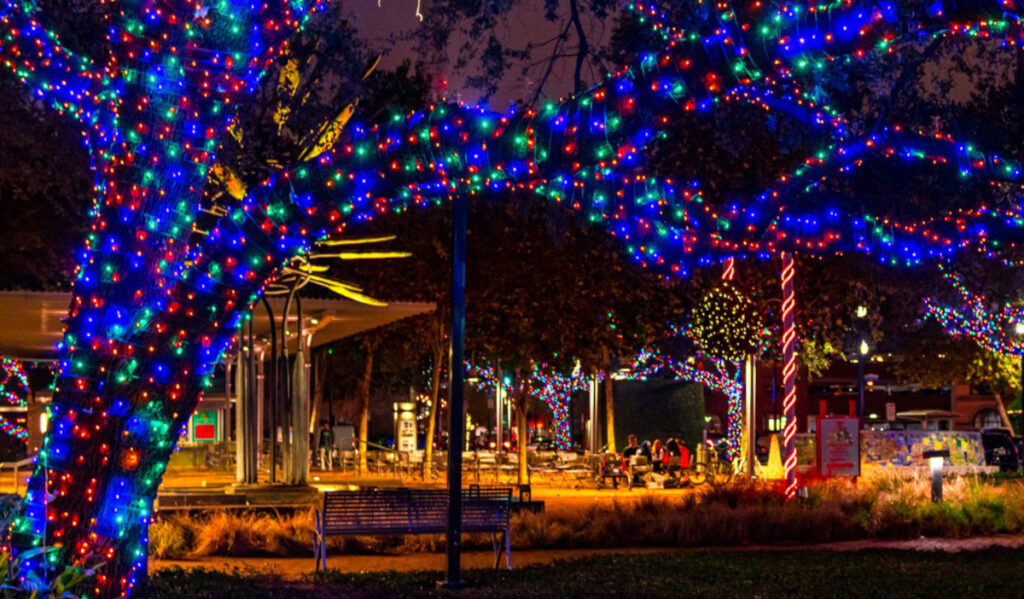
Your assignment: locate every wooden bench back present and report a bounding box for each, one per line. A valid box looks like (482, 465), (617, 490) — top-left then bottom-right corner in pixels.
(320, 488), (511, 536)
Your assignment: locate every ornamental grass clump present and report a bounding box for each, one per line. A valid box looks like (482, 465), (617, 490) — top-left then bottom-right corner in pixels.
(190, 511), (265, 557)
(146, 474), (1024, 558)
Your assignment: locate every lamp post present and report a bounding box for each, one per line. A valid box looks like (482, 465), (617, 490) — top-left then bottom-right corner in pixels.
(1016, 322), (1024, 438)
(445, 193), (467, 588)
(857, 339), (868, 422)
(923, 448), (950, 502)
(855, 305), (869, 425)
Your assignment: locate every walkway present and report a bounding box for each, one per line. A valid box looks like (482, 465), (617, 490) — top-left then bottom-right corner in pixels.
(152, 535), (1024, 579)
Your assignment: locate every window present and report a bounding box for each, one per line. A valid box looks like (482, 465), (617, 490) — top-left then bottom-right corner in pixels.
(974, 409), (1003, 430)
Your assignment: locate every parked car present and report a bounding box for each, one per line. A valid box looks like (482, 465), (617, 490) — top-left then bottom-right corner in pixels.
(981, 431), (1021, 472)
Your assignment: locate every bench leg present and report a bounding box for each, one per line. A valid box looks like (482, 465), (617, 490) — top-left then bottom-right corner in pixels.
(317, 511), (328, 572)
(321, 530), (328, 571)
(313, 512), (321, 572)
(492, 532), (500, 569)
(313, 531), (319, 572)
(504, 529), (512, 570)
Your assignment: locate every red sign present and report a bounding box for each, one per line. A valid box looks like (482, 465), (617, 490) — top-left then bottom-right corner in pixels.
(817, 416), (860, 477)
(193, 423), (216, 442)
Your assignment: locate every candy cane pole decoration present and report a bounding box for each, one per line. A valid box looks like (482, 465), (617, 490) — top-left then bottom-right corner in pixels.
(780, 251), (798, 500)
(722, 257), (735, 281)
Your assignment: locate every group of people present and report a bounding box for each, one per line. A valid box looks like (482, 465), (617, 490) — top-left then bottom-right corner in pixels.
(622, 433), (691, 472)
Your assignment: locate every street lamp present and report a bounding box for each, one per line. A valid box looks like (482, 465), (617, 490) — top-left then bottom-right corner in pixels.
(1016, 322), (1024, 438)
(855, 306), (869, 425)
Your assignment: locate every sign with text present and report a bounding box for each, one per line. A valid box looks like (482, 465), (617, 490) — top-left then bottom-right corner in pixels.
(192, 410), (218, 442)
(394, 402), (417, 453)
(817, 416), (860, 477)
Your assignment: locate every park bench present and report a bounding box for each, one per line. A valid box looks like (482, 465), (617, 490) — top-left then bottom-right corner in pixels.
(314, 487), (513, 571)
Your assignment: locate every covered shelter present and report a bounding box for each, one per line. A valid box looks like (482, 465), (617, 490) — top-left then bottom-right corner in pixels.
(0, 291), (434, 475)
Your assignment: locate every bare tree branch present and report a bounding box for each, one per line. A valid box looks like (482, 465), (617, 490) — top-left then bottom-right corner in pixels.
(569, 0), (589, 94)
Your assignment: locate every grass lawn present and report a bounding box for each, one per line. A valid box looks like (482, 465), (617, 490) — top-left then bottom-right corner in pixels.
(139, 547), (1024, 598)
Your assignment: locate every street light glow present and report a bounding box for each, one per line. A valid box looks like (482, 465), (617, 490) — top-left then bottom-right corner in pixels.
(856, 305), (868, 319)
(859, 339), (869, 355)
(1015, 322), (1024, 336)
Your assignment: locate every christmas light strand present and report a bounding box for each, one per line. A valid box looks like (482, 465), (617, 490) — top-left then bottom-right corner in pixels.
(0, 0), (1022, 594)
(922, 270), (1024, 356)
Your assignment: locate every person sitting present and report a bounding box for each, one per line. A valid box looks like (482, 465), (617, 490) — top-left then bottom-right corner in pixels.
(623, 434), (641, 457)
(640, 440), (653, 462)
(666, 437), (681, 456)
(678, 441), (691, 469)
(651, 439), (666, 473)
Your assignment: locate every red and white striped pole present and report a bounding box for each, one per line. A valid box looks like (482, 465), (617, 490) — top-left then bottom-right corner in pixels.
(780, 251), (798, 500)
(722, 256), (735, 282)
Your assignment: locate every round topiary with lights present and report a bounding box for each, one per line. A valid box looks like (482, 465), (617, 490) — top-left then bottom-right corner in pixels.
(692, 283), (763, 363)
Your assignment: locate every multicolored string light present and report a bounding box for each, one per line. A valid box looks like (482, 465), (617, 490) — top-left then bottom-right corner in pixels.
(466, 360), (589, 450)
(0, 358), (30, 442)
(923, 270), (1024, 357)
(627, 347), (745, 457)
(1, 0), (1024, 594)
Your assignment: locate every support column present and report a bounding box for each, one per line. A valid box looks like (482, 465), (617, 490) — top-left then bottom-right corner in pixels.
(235, 325), (260, 485)
(780, 251), (798, 500)
(495, 367), (504, 453)
(745, 357), (756, 478)
(287, 347), (310, 485)
(235, 349), (247, 483)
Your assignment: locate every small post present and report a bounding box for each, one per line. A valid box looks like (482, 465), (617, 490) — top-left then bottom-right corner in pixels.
(444, 193), (468, 587)
(923, 448), (949, 503)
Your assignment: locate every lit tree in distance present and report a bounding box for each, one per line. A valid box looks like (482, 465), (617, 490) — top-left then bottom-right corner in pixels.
(467, 360), (589, 451)
(0, 357), (29, 442)
(2, 0), (1024, 596)
(923, 270), (1024, 357)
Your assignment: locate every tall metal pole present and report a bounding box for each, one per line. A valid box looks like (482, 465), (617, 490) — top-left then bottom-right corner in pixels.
(1011, 358), (1019, 436)
(445, 193), (468, 587)
(495, 366), (503, 453)
(857, 357), (865, 422)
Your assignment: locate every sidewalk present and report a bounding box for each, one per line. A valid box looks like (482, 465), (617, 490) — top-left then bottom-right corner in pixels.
(152, 534), (1024, 579)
